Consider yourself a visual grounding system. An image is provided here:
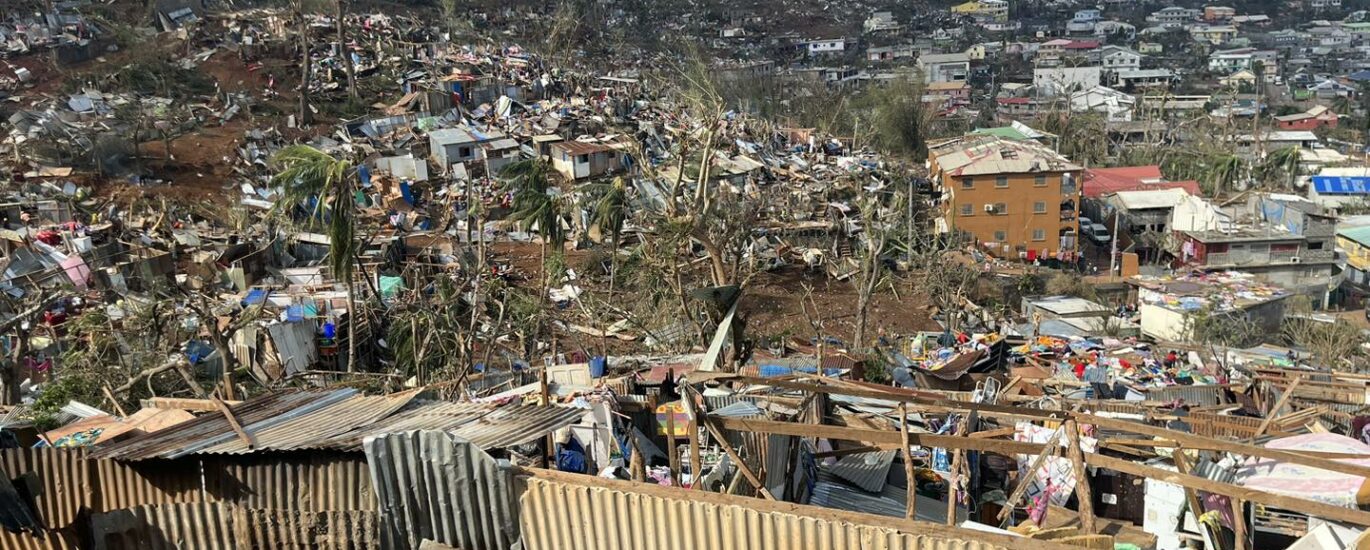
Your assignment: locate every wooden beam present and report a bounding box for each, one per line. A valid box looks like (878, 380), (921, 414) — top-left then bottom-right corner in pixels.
(946, 420), (970, 526)
(1086, 453), (1370, 527)
(1101, 437), (1370, 459)
(1000, 427), (1065, 522)
(103, 384), (128, 417)
(1250, 375), (1302, 443)
(142, 397), (242, 412)
(969, 427), (1017, 439)
(711, 416), (1046, 456)
(722, 376), (1064, 422)
(699, 415), (777, 500)
(1075, 413), (1370, 480)
(686, 396), (702, 489)
(899, 403), (917, 521)
(1171, 450), (1206, 538)
(1064, 420), (1095, 534)
(1232, 498), (1248, 550)
(211, 395), (253, 450)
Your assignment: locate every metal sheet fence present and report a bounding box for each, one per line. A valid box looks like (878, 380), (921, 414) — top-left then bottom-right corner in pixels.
(519, 474), (1048, 550)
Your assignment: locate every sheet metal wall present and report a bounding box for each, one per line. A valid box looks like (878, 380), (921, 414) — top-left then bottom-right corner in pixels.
(520, 476), (1021, 550)
(90, 502), (381, 550)
(201, 453), (376, 511)
(95, 457), (203, 511)
(365, 431), (522, 550)
(0, 447), (92, 529)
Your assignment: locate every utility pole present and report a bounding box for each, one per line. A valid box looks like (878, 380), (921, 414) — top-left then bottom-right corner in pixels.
(1109, 208), (1120, 277)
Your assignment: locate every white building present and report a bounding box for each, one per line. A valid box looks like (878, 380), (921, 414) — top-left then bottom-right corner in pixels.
(1099, 45), (1143, 71)
(1070, 85), (1136, 121)
(1033, 66), (1103, 96)
(805, 39), (847, 56)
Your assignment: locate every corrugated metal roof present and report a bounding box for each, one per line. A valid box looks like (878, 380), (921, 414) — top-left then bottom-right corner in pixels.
(827, 450), (898, 492)
(195, 392), (418, 455)
(365, 431), (521, 550)
(0, 465), (40, 533)
(91, 389), (586, 461)
(89, 390), (347, 461)
(520, 472), (1048, 550)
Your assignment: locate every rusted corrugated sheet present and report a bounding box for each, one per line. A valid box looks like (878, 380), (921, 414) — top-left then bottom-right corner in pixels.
(0, 447), (91, 529)
(94, 457), (204, 511)
(196, 392), (418, 455)
(520, 473), (1040, 550)
(91, 502), (380, 550)
(242, 508), (379, 549)
(0, 527), (81, 550)
(92, 502), (237, 550)
(89, 390), (345, 461)
(365, 431), (521, 550)
(202, 452), (376, 511)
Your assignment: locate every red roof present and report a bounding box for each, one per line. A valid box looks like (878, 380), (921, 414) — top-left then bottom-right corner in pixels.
(1064, 40), (1101, 50)
(1083, 165), (1203, 198)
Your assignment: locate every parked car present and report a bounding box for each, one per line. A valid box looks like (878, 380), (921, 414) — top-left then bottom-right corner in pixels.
(1085, 223), (1111, 244)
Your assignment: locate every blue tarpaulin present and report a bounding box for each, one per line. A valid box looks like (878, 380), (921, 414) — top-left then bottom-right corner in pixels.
(1312, 175), (1370, 195)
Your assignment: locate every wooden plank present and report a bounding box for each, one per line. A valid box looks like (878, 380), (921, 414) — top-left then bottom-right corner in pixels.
(900, 404), (917, 521)
(1064, 420), (1095, 534)
(142, 397), (243, 412)
(1232, 499), (1248, 550)
(711, 416), (1047, 456)
(1000, 426), (1065, 521)
(1086, 453), (1370, 527)
(1250, 375), (1302, 443)
(970, 427), (1018, 439)
(211, 395), (253, 450)
(1171, 451), (1206, 537)
(946, 420), (970, 526)
(1075, 413), (1370, 480)
(719, 376), (1064, 422)
(699, 415), (777, 501)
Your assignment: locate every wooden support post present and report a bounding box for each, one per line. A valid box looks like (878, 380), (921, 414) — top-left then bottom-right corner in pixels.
(102, 384), (127, 417)
(699, 415), (777, 500)
(687, 395), (702, 489)
(540, 366), (553, 468)
(1250, 375), (1302, 443)
(900, 403), (917, 521)
(667, 408), (681, 487)
(211, 395), (253, 450)
(1231, 498), (1248, 550)
(1171, 449), (1207, 530)
(999, 427), (1065, 522)
(946, 420), (969, 526)
(1064, 420), (1096, 534)
(628, 428), (646, 483)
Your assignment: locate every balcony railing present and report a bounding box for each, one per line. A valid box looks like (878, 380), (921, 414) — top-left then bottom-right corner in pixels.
(1203, 249), (1335, 266)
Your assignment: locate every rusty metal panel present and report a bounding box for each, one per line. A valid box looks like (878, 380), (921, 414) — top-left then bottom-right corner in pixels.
(243, 508), (380, 549)
(0, 527), (81, 550)
(202, 452), (376, 511)
(520, 474), (1038, 550)
(0, 448), (91, 529)
(93, 457), (204, 512)
(91, 502), (239, 550)
(196, 392), (418, 455)
(365, 431), (521, 550)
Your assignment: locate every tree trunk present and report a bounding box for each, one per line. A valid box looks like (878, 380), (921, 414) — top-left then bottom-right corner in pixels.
(336, 0), (356, 99)
(2, 327), (27, 405)
(601, 234), (617, 356)
(297, 8), (314, 125)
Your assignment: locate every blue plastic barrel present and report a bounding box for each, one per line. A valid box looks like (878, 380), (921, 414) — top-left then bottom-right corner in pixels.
(589, 356), (607, 378)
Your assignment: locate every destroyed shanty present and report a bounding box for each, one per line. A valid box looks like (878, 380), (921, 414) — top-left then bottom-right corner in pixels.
(0, 1), (1367, 550)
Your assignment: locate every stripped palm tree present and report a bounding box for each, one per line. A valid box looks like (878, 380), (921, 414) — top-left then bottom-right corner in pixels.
(580, 176), (629, 354)
(270, 145), (361, 372)
(501, 159), (566, 290)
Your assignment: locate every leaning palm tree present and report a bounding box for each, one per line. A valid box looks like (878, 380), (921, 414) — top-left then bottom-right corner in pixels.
(1203, 154), (1245, 197)
(270, 145), (361, 372)
(501, 159), (566, 290)
(1259, 147), (1303, 191)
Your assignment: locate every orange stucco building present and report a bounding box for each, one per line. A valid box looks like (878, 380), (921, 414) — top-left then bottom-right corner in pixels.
(929, 135), (1083, 260)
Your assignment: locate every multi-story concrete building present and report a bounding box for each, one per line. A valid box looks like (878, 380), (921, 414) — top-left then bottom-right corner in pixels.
(929, 135), (1084, 259)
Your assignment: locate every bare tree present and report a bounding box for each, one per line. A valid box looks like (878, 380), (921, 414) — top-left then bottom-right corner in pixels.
(1282, 317), (1365, 372)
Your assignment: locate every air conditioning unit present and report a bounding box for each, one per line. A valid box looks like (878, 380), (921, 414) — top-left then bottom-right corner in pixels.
(1290, 257), (1302, 263)
(984, 204), (998, 213)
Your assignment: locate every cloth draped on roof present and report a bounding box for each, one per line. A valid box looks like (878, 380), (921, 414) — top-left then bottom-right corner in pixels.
(1235, 433), (1370, 508)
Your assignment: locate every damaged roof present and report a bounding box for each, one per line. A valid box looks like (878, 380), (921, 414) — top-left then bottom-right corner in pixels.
(930, 135), (1082, 176)
(89, 389), (587, 460)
